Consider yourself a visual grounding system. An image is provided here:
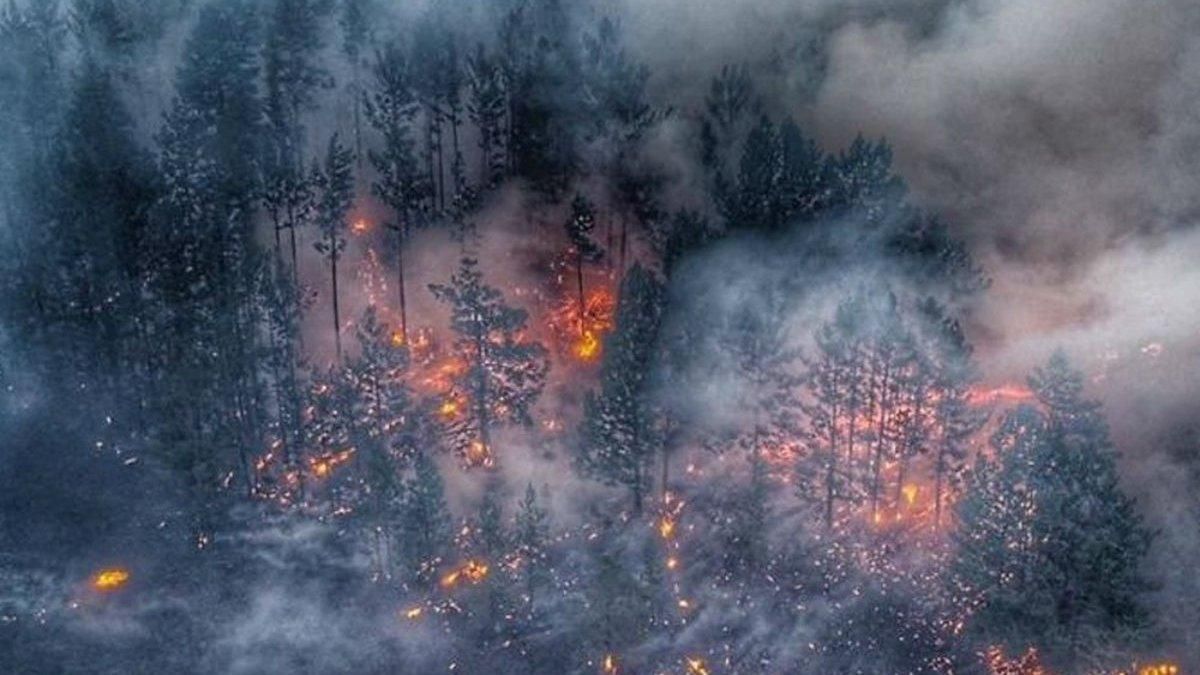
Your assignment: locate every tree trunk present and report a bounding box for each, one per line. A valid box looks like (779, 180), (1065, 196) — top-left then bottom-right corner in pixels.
(331, 241), (342, 362)
(396, 224), (408, 343)
(576, 252), (586, 336)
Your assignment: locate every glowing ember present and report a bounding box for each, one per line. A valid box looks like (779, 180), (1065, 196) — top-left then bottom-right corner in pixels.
(658, 516), (676, 540)
(440, 559), (489, 588)
(1139, 664), (1179, 675)
(309, 448), (355, 479)
(901, 483), (919, 506)
(351, 219), (369, 235)
(984, 646), (1047, 675)
(390, 330), (406, 347)
(91, 568), (130, 591)
(601, 654), (618, 674)
(685, 657), (710, 675)
(466, 440), (492, 467)
(403, 606), (423, 620)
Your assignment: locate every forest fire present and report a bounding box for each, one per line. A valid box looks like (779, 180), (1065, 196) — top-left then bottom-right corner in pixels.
(548, 287), (615, 362)
(440, 560), (489, 588)
(309, 448), (355, 479)
(90, 568), (130, 591)
(1137, 664), (1180, 675)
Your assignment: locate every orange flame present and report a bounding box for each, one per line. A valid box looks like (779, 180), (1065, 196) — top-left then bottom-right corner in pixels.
(441, 559), (489, 588)
(91, 568), (130, 591)
(601, 654), (619, 674)
(1139, 665), (1179, 675)
(685, 657), (710, 675)
(403, 606), (423, 620)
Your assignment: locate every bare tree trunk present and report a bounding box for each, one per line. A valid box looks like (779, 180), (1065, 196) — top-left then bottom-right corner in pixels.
(396, 224), (408, 343)
(331, 242), (342, 362)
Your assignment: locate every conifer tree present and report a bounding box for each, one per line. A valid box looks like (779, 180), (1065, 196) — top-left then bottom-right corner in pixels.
(429, 257), (549, 466)
(578, 265), (665, 513)
(314, 133), (354, 361)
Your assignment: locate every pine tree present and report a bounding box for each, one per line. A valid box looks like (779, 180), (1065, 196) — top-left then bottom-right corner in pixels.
(364, 42), (427, 342)
(429, 257), (549, 466)
(564, 193), (603, 336)
(313, 133), (354, 361)
(578, 265), (665, 513)
(338, 0), (372, 164)
(402, 448), (452, 583)
(951, 354), (1154, 670)
(513, 483), (550, 605)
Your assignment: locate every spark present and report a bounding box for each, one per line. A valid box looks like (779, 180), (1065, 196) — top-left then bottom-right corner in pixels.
(685, 657), (710, 675)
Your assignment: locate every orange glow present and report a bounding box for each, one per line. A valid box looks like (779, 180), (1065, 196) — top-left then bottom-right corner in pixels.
(91, 568), (130, 591)
(685, 657), (710, 675)
(548, 287), (615, 362)
(1139, 665), (1179, 675)
(658, 516), (675, 540)
(309, 448), (355, 480)
(666, 556), (679, 571)
(441, 559), (489, 588)
(403, 606), (423, 620)
(901, 483), (919, 506)
(351, 219), (369, 235)
(574, 330), (601, 361)
(602, 654), (618, 674)
(439, 395), (462, 421)
(390, 330), (406, 347)
(968, 384), (1035, 406)
(984, 646), (1047, 675)
(467, 440), (492, 467)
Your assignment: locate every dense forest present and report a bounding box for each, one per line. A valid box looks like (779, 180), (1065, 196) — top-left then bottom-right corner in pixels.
(1, 1), (1198, 673)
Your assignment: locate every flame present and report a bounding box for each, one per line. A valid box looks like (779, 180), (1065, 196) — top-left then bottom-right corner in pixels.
(91, 568), (130, 591)
(467, 440), (492, 467)
(403, 606), (423, 620)
(390, 330), (406, 347)
(351, 219), (369, 235)
(309, 448), (355, 480)
(439, 395), (462, 421)
(574, 330), (601, 361)
(441, 559), (489, 588)
(601, 654), (618, 674)
(666, 556), (679, 571)
(1139, 665), (1179, 675)
(548, 287), (615, 362)
(901, 483), (919, 506)
(658, 516), (675, 540)
(685, 657), (710, 675)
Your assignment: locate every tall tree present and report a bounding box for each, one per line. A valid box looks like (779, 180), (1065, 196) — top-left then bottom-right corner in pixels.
(564, 193), (603, 336)
(951, 354), (1154, 671)
(314, 134), (354, 361)
(578, 265), (665, 513)
(429, 257), (549, 466)
(364, 42), (427, 342)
